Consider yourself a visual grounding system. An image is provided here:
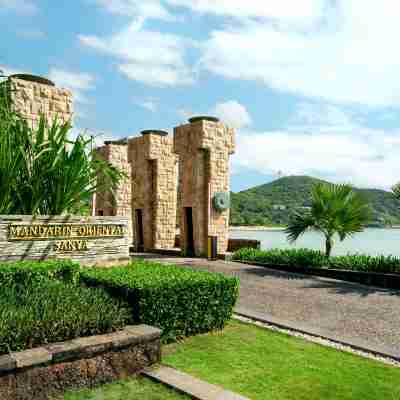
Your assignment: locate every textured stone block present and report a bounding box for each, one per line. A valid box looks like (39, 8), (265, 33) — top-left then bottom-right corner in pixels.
(0, 355), (16, 373)
(12, 348), (52, 368)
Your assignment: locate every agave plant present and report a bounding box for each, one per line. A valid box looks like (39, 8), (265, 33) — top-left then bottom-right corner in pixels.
(285, 183), (372, 257)
(0, 83), (124, 215)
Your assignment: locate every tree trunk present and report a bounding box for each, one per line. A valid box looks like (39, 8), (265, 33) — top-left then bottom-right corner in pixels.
(325, 236), (333, 257)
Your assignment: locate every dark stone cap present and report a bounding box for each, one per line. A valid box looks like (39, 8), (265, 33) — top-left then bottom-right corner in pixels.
(141, 130), (169, 136)
(104, 138), (128, 145)
(188, 116), (220, 124)
(9, 74), (55, 87)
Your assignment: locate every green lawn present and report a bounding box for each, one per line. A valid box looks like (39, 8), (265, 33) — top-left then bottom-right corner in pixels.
(62, 377), (188, 400)
(163, 320), (400, 400)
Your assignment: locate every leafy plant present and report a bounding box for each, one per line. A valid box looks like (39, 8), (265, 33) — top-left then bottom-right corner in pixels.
(81, 260), (239, 342)
(233, 247), (325, 267)
(0, 80), (124, 215)
(285, 183), (372, 256)
(0, 259), (80, 286)
(232, 248), (400, 274)
(0, 279), (131, 354)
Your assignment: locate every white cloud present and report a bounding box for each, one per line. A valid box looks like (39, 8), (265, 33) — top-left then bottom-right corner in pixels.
(167, 0), (325, 21)
(0, 64), (23, 77)
(68, 127), (116, 149)
(0, 0), (37, 15)
(213, 100), (252, 128)
(200, 0), (400, 107)
(79, 21), (194, 87)
(289, 102), (363, 134)
(48, 68), (95, 104)
(233, 128), (400, 190)
(134, 98), (158, 112)
(94, 0), (176, 21)
(232, 102), (400, 190)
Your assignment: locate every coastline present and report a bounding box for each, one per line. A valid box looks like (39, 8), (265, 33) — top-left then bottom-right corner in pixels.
(229, 226), (286, 231)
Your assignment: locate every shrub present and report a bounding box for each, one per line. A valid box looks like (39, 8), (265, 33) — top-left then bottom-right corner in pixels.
(329, 254), (400, 274)
(0, 279), (131, 354)
(232, 248), (400, 274)
(233, 248), (325, 268)
(0, 259), (80, 286)
(81, 260), (239, 342)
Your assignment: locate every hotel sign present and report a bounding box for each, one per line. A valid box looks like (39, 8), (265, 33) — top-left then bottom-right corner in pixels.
(8, 224), (125, 253)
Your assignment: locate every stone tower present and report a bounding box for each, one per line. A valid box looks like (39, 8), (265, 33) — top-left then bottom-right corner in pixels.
(174, 117), (235, 256)
(94, 139), (132, 221)
(4, 74), (73, 128)
(128, 131), (178, 252)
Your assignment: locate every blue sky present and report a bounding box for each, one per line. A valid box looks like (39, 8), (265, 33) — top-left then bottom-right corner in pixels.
(2, 0), (400, 192)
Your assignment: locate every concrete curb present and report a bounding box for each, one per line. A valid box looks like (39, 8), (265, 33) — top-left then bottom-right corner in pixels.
(234, 308), (400, 363)
(143, 365), (249, 400)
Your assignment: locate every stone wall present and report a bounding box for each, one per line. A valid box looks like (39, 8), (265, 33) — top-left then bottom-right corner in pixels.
(0, 215), (129, 265)
(174, 118), (235, 256)
(128, 132), (178, 251)
(95, 142), (132, 221)
(0, 325), (161, 400)
(6, 76), (73, 129)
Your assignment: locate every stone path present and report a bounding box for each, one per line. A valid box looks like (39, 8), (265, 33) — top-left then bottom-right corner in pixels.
(134, 254), (400, 359)
(144, 366), (249, 400)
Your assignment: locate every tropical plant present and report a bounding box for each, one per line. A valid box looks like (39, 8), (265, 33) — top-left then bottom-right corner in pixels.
(0, 81), (124, 215)
(285, 183), (372, 257)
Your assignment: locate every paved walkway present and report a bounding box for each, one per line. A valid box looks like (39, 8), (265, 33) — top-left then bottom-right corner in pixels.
(134, 254), (400, 359)
(144, 366), (249, 400)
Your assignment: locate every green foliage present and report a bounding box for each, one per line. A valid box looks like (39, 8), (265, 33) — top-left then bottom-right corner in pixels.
(81, 260), (240, 342)
(0, 81), (124, 215)
(232, 248), (400, 274)
(231, 176), (400, 227)
(285, 183), (372, 256)
(233, 247), (326, 267)
(0, 259), (80, 286)
(0, 279), (131, 354)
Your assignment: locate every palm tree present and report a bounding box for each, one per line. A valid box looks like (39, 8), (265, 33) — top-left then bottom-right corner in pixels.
(285, 183), (372, 257)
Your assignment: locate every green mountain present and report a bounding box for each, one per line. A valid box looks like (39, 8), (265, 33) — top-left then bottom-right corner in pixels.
(230, 176), (400, 227)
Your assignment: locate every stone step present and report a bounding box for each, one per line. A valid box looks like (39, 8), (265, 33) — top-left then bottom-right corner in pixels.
(143, 365), (249, 400)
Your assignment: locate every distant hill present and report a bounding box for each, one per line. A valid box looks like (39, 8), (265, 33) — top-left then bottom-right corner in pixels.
(230, 176), (400, 227)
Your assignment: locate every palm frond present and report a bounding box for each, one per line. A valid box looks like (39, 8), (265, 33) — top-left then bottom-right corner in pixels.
(285, 212), (316, 243)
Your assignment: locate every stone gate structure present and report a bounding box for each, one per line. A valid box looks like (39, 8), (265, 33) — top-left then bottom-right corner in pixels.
(128, 131), (177, 251)
(174, 117), (235, 256)
(95, 139), (132, 219)
(94, 117), (235, 256)
(3, 74), (73, 129)
(0, 72), (238, 258)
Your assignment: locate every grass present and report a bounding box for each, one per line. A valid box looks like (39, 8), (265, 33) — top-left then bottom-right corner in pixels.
(62, 377), (189, 400)
(163, 320), (400, 400)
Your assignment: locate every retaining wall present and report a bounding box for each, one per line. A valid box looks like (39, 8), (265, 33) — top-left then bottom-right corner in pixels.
(0, 325), (161, 400)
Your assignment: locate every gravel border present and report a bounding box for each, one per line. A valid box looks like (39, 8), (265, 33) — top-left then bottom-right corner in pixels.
(233, 314), (400, 367)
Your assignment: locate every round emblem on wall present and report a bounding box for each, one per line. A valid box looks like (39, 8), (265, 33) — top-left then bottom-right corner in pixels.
(213, 192), (230, 212)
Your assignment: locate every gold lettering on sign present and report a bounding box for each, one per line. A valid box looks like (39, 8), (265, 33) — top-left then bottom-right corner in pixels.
(8, 224), (125, 241)
(54, 240), (89, 252)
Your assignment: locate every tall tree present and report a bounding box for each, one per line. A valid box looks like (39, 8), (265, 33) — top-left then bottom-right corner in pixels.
(285, 183), (372, 257)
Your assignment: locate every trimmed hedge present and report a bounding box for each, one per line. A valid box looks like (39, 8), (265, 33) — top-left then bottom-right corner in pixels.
(81, 261), (239, 342)
(0, 259), (80, 286)
(0, 279), (131, 354)
(232, 248), (400, 274)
